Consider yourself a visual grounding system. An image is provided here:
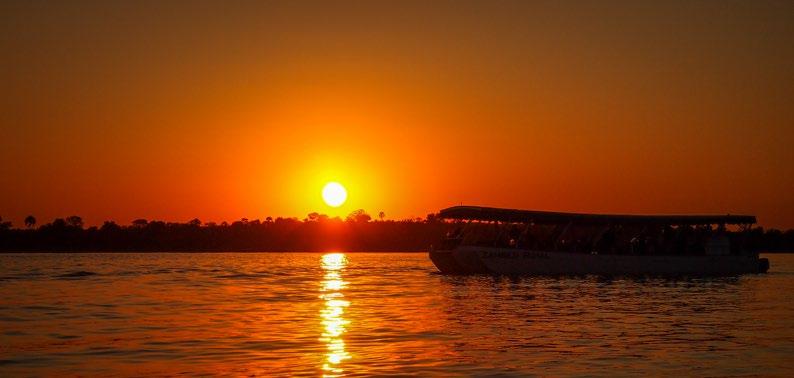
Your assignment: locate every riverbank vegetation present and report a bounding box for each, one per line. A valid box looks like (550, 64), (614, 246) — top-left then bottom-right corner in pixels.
(1, 211), (793, 252)
(0, 211), (448, 252)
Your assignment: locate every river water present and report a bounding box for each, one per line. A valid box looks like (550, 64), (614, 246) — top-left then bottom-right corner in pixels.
(1, 253), (792, 376)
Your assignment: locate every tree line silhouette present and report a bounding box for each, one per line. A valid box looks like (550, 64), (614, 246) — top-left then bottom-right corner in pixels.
(1, 211), (793, 252)
(0, 211), (449, 252)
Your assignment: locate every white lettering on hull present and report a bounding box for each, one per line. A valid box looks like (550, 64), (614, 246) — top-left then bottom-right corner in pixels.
(478, 250), (549, 259)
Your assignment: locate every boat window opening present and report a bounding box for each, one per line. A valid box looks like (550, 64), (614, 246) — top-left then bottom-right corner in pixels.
(508, 223), (739, 255)
(437, 207), (759, 257)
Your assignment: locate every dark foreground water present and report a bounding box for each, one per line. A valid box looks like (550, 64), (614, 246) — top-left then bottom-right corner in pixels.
(1, 253), (792, 377)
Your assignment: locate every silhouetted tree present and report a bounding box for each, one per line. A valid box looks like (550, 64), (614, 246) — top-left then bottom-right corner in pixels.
(51, 218), (67, 229)
(379, 211), (385, 221)
(188, 218), (202, 227)
(66, 216), (83, 229)
(100, 221), (120, 232)
(24, 215), (36, 229)
(346, 209), (371, 223)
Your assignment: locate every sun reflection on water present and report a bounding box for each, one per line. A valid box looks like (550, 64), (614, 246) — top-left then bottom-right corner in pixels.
(320, 253), (350, 376)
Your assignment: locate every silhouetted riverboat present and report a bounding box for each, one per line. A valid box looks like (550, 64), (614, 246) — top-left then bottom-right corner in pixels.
(430, 206), (769, 275)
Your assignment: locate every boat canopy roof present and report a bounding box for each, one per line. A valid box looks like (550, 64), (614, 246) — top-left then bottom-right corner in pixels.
(438, 206), (756, 226)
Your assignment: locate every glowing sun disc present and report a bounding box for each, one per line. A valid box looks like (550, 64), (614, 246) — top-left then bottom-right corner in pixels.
(322, 182), (347, 207)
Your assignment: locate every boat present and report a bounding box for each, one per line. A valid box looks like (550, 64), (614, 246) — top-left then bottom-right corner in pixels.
(429, 206), (769, 276)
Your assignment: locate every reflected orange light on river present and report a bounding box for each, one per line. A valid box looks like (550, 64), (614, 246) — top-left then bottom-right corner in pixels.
(319, 253), (350, 376)
(0, 253), (792, 375)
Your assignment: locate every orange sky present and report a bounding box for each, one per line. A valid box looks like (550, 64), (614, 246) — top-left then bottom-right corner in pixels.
(1, 1), (793, 228)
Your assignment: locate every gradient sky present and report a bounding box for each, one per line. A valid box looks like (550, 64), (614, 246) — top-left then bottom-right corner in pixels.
(2, 1), (793, 228)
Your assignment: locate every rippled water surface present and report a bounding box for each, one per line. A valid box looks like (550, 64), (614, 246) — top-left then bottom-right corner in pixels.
(1, 253), (792, 376)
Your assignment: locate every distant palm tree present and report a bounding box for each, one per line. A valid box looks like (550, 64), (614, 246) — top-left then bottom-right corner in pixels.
(24, 215), (36, 229)
(378, 211), (385, 221)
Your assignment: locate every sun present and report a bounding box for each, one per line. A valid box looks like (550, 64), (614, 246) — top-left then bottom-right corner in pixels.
(322, 182), (347, 207)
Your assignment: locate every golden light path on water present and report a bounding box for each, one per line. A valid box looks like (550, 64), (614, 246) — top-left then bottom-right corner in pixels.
(320, 253), (350, 376)
(0, 254), (793, 376)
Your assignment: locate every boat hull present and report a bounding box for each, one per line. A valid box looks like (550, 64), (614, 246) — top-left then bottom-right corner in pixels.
(430, 246), (769, 276)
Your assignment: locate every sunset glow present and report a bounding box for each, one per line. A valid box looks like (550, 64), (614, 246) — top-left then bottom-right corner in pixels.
(1, 2), (792, 377)
(1, 2), (793, 228)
